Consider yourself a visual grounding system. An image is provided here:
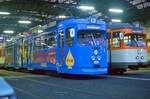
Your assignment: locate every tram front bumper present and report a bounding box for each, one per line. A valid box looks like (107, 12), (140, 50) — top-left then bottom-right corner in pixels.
(59, 67), (108, 75)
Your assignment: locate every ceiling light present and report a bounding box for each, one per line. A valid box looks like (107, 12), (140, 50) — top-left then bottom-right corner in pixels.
(3, 30), (14, 34)
(18, 20), (31, 24)
(6, 39), (12, 42)
(78, 6), (95, 10)
(111, 19), (122, 22)
(58, 15), (66, 19)
(0, 12), (11, 15)
(109, 8), (123, 13)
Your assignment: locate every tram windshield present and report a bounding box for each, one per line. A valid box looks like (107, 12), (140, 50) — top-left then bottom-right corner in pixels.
(77, 30), (104, 46)
(124, 34), (146, 47)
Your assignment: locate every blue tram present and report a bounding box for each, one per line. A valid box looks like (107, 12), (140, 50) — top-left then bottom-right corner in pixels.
(4, 17), (108, 75)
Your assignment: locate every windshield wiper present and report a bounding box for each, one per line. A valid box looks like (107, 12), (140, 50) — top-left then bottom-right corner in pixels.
(91, 34), (96, 45)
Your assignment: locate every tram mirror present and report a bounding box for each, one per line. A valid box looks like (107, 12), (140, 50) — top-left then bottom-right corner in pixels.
(69, 28), (75, 38)
(119, 32), (124, 40)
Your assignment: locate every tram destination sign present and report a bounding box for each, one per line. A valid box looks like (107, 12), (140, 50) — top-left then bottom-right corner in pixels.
(87, 25), (100, 30)
(133, 30), (144, 33)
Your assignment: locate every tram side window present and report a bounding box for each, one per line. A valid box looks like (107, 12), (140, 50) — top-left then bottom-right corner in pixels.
(47, 32), (56, 48)
(58, 30), (64, 48)
(124, 34), (146, 47)
(41, 35), (47, 49)
(34, 37), (41, 50)
(112, 32), (121, 48)
(66, 28), (74, 47)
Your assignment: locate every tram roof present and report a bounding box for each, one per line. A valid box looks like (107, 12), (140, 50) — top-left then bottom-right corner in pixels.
(107, 23), (145, 31)
(58, 17), (105, 25)
(42, 17), (106, 31)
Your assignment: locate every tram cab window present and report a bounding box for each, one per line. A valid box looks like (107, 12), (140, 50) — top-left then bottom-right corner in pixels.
(47, 32), (56, 48)
(77, 30), (102, 46)
(124, 34), (146, 47)
(66, 28), (74, 47)
(58, 30), (64, 48)
(112, 32), (121, 48)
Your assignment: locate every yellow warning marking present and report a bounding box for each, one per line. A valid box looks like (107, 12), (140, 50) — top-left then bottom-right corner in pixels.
(66, 50), (74, 69)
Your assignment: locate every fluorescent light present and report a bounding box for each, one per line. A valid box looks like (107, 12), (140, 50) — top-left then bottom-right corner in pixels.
(6, 39), (12, 42)
(18, 20), (31, 24)
(58, 15), (66, 19)
(0, 12), (11, 15)
(111, 19), (122, 22)
(0, 37), (4, 39)
(78, 6), (95, 10)
(109, 8), (123, 13)
(3, 30), (14, 34)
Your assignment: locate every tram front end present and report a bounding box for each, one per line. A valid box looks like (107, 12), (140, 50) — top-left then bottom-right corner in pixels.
(57, 18), (108, 75)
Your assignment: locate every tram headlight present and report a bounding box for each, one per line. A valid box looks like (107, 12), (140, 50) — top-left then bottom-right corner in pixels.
(94, 50), (98, 55)
(136, 56), (139, 60)
(94, 60), (99, 64)
(97, 56), (101, 61)
(91, 56), (96, 61)
(141, 56), (144, 60)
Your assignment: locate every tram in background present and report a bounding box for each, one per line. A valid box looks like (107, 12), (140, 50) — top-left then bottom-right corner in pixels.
(107, 23), (148, 74)
(147, 39), (150, 65)
(4, 17), (108, 75)
(0, 48), (5, 66)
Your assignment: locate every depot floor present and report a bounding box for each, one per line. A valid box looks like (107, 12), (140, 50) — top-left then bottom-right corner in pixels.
(1, 68), (150, 99)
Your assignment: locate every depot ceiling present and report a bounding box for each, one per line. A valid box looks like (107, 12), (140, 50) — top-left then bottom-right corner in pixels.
(0, 0), (149, 35)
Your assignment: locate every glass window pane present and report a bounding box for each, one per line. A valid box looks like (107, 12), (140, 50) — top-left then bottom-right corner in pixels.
(77, 30), (103, 46)
(112, 32), (121, 48)
(124, 34), (146, 47)
(66, 28), (74, 47)
(58, 30), (64, 48)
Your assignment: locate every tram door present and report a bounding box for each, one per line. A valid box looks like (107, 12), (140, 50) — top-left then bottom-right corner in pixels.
(28, 39), (33, 68)
(64, 27), (75, 69)
(23, 38), (33, 69)
(56, 26), (76, 72)
(56, 29), (65, 71)
(15, 39), (23, 68)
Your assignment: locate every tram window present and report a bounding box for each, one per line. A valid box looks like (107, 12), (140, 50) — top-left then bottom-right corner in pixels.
(66, 28), (74, 47)
(58, 30), (64, 48)
(47, 32), (56, 48)
(112, 32), (121, 48)
(34, 37), (41, 50)
(124, 34), (146, 47)
(41, 35), (47, 49)
(77, 30), (102, 46)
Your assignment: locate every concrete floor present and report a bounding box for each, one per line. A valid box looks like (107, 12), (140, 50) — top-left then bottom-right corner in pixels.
(4, 71), (150, 99)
